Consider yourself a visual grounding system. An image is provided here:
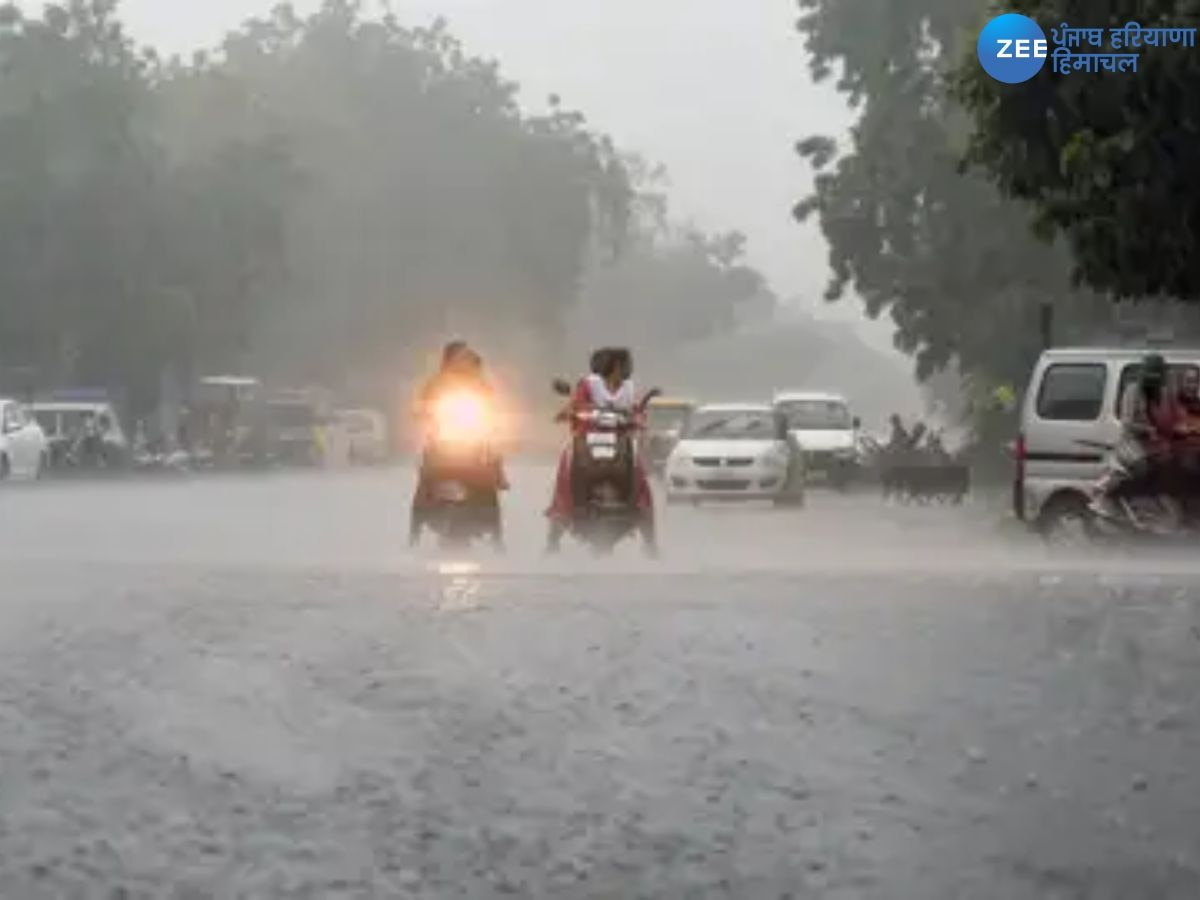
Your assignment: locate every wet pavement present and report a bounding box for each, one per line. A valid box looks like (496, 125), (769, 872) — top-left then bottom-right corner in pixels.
(1, 465), (1199, 898)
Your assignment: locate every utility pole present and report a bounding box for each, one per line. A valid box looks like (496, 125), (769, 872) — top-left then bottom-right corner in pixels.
(1039, 301), (1054, 350)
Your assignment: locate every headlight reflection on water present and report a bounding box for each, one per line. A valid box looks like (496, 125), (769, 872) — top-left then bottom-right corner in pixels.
(436, 561), (481, 577)
(433, 560), (484, 611)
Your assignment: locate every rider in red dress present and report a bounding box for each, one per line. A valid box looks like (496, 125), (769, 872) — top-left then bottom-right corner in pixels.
(546, 348), (656, 553)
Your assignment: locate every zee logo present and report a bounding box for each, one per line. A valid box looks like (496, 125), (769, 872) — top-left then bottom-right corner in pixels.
(978, 13), (1048, 83)
(996, 38), (1048, 59)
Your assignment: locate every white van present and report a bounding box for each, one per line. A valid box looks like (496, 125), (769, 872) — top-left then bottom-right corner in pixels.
(1016, 347), (1200, 532)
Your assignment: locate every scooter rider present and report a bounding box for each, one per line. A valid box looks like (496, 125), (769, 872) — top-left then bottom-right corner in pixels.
(1093, 353), (1181, 520)
(545, 348), (658, 555)
(410, 341), (507, 545)
(546, 348), (613, 552)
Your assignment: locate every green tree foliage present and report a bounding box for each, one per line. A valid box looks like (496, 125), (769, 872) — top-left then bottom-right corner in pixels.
(0, 1), (293, 407)
(156, 2), (635, 386)
(573, 225), (776, 351)
(792, 0), (1109, 391)
(954, 0), (1200, 301)
(0, 0), (778, 411)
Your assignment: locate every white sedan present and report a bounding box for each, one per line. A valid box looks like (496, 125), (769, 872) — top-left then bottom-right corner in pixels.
(0, 399), (48, 481)
(665, 404), (803, 506)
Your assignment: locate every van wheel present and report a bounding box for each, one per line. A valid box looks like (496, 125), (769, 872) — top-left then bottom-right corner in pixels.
(1038, 493), (1094, 546)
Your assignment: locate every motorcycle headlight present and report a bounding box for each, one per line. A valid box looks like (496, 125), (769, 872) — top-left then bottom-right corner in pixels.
(433, 392), (490, 444)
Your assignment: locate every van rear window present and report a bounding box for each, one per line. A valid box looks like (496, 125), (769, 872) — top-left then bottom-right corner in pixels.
(1036, 364), (1106, 421)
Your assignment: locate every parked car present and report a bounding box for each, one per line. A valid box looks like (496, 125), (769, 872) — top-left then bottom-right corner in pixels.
(31, 400), (129, 471)
(773, 391), (861, 490)
(1015, 346), (1200, 536)
(643, 397), (695, 473)
(335, 409), (390, 464)
(0, 399), (48, 480)
(665, 403), (803, 506)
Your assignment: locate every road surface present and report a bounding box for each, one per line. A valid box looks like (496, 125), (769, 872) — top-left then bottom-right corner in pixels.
(1, 465), (1199, 898)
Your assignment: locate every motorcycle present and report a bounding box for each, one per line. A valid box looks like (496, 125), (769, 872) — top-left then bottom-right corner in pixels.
(1077, 436), (1200, 541)
(411, 390), (503, 550)
(552, 379), (660, 555)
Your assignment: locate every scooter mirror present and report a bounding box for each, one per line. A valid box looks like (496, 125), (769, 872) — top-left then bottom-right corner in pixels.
(551, 379), (573, 397)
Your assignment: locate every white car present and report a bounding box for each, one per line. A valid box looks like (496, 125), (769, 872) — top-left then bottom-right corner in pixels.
(665, 404), (801, 505)
(0, 399), (48, 480)
(773, 390), (861, 489)
(30, 400), (129, 459)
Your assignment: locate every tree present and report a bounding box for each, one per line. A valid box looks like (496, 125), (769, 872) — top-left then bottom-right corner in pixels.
(157, 2), (634, 388)
(0, 2), (293, 411)
(792, 0), (1110, 393)
(954, 0), (1200, 301)
(572, 224), (776, 353)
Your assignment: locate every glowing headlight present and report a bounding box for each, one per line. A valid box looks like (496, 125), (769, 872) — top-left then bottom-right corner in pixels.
(433, 392), (490, 443)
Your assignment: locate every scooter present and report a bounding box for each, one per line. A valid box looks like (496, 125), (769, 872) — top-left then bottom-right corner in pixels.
(552, 379), (660, 556)
(1078, 437), (1200, 542)
(411, 391), (504, 551)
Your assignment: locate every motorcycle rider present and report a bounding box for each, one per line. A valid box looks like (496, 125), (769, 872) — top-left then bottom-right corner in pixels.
(546, 348), (612, 552)
(410, 341), (507, 546)
(545, 347), (657, 555)
(1177, 366), (1200, 419)
(1093, 353), (1182, 522)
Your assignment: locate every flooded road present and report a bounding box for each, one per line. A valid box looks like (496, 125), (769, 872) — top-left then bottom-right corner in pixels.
(1, 466), (1198, 897)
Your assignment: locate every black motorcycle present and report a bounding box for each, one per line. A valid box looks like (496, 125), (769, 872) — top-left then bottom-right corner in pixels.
(411, 391), (503, 550)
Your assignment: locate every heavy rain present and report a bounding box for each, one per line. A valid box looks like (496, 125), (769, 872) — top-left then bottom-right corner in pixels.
(2, 1), (1200, 897)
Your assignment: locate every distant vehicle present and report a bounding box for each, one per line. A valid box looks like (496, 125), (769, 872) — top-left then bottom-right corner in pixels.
(666, 403), (801, 506)
(643, 397), (695, 473)
(265, 393), (324, 467)
(1016, 347), (1200, 538)
(192, 376), (267, 467)
(335, 409), (390, 465)
(196, 376), (261, 403)
(773, 391), (861, 491)
(31, 400), (129, 470)
(0, 399), (48, 480)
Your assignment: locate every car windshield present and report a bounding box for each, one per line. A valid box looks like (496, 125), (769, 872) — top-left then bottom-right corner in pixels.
(776, 399), (851, 430)
(647, 406), (690, 431)
(684, 410), (778, 440)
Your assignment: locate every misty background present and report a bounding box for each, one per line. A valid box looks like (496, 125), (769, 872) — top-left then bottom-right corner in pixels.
(4, 0), (925, 431)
